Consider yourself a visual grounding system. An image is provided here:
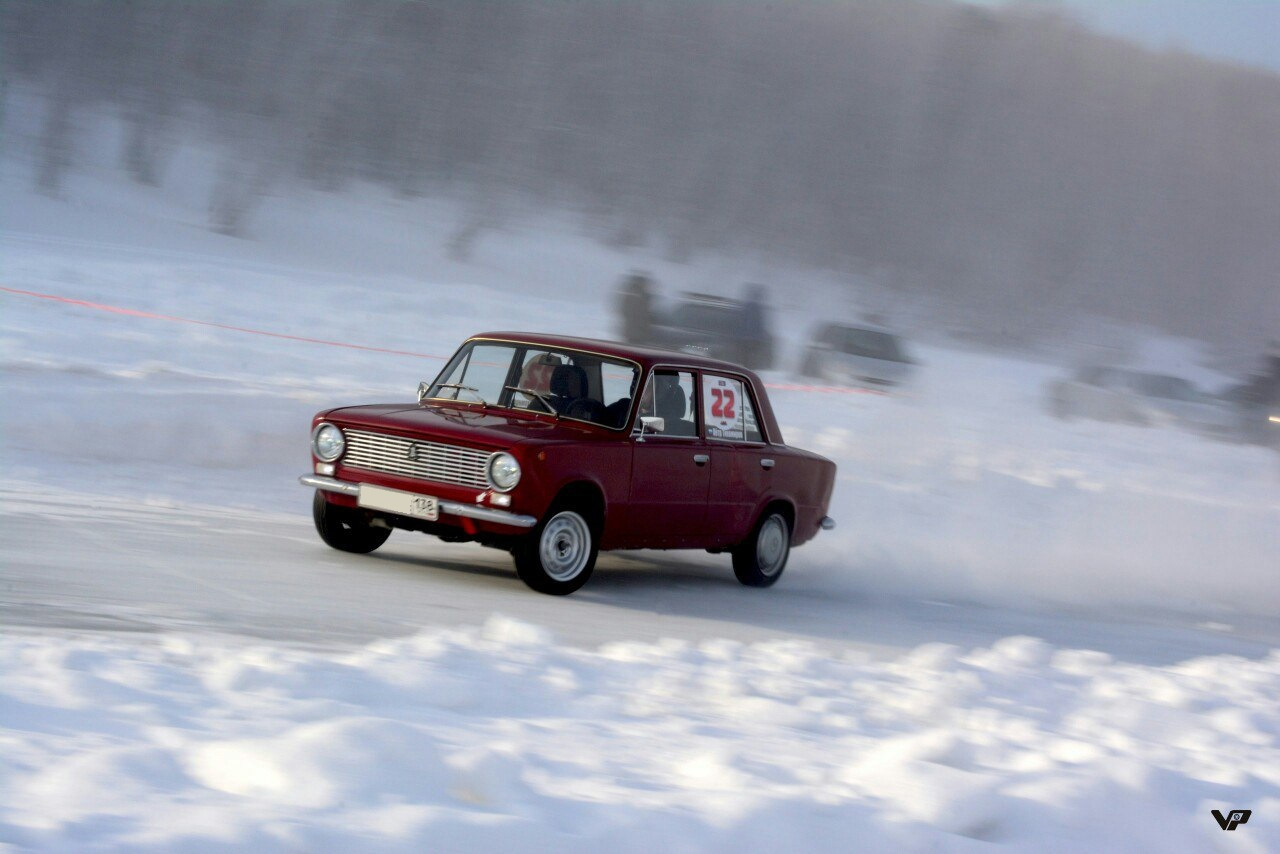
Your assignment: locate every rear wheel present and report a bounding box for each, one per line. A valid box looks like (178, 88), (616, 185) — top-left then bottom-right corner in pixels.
(513, 507), (598, 595)
(312, 491), (391, 554)
(732, 510), (791, 587)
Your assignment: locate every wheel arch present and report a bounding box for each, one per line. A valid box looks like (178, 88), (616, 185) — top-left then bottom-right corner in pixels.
(756, 496), (796, 540)
(551, 479), (607, 535)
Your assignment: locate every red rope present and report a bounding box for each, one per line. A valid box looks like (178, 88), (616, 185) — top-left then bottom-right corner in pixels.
(0, 285), (448, 360)
(2, 285), (875, 393)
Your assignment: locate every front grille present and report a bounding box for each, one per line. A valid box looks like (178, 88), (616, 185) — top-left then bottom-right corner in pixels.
(342, 429), (490, 489)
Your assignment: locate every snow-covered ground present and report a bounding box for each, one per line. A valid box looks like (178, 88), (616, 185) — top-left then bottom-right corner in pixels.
(2, 100), (1278, 850)
(5, 621), (1279, 852)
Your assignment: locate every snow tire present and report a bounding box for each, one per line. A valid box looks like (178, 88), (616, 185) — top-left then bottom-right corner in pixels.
(312, 490), (391, 554)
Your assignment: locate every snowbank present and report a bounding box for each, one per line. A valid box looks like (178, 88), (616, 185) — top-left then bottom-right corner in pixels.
(2, 618), (1277, 851)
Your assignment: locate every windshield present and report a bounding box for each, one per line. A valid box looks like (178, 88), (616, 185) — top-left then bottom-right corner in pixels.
(425, 340), (641, 429)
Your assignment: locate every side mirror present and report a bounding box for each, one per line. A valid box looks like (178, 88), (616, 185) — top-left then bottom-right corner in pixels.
(637, 416), (665, 441)
(418, 382), (430, 404)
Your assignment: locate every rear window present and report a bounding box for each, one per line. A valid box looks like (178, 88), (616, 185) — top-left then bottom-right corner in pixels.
(675, 303), (738, 333)
(701, 373), (764, 442)
(842, 328), (907, 362)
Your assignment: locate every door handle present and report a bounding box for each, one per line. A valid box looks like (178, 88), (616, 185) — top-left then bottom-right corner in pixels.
(760, 458), (775, 469)
(693, 454), (710, 466)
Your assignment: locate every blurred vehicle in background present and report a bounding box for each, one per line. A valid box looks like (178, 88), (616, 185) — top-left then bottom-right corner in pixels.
(646, 292), (776, 371)
(799, 323), (915, 390)
(1046, 366), (1233, 434)
(1219, 353), (1280, 448)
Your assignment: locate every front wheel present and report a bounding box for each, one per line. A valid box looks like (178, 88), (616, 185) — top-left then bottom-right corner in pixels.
(313, 491), (391, 554)
(732, 510), (791, 587)
(513, 508), (598, 595)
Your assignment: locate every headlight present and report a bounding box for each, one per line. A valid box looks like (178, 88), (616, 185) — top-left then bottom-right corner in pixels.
(312, 423), (345, 462)
(487, 451), (521, 492)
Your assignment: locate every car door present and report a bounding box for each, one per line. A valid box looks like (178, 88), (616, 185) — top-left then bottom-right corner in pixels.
(702, 371), (772, 546)
(624, 369), (711, 548)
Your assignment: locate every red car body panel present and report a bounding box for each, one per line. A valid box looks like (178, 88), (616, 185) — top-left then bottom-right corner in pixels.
(310, 332), (835, 553)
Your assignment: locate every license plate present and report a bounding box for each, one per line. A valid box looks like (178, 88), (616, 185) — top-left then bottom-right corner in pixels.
(357, 484), (439, 520)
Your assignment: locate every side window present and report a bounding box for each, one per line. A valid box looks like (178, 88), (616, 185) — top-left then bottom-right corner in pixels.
(702, 374), (763, 442)
(637, 370), (698, 437)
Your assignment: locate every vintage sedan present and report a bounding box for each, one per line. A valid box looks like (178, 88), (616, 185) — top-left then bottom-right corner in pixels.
(300, 332), (836, 595)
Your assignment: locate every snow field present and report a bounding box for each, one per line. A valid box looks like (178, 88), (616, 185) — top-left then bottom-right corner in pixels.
(3, 96), (1280, 852)
(2, 619), (1278, 851)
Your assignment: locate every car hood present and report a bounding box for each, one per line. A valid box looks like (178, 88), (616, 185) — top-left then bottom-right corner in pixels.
(325, 403), (607, 448)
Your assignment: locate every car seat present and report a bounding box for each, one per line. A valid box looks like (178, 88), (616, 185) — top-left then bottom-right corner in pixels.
(656, 378), (697, 437)
(550, 364), (589, 414)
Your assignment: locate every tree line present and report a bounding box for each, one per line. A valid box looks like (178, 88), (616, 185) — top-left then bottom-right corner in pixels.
(4, 0), (1277, 350)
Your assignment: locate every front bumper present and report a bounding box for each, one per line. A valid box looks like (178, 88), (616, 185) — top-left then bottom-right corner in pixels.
(300, 475), (538, 529)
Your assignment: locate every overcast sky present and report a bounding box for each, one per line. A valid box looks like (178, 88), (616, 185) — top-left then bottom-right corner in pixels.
(969, 0), (1279, 72)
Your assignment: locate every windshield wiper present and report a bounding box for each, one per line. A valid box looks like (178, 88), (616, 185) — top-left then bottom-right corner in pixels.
(505, 385), (561, 419)
(431, 382), (488, 406)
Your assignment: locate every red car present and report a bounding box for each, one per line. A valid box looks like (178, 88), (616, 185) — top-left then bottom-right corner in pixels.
(301, 332), (836, 595)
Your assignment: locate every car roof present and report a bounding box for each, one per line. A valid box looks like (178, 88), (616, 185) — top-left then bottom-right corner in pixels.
(468, 331), (755, 375)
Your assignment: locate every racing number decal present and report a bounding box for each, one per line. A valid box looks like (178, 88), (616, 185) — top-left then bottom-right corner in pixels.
(703, 376), (745, 440)
(709, 387), (736, 419)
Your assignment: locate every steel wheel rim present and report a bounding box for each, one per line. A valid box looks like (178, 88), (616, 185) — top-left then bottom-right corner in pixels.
(757, 515), (788, 576)
(540, 511), (591, 582)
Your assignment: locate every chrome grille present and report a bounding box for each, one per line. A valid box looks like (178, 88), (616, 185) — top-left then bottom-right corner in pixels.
(341, 429), (490, 489)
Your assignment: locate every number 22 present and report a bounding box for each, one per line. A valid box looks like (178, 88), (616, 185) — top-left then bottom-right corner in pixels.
(710, 388), (736, 419)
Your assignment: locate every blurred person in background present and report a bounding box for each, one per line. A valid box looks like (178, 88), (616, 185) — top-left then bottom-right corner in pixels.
(741, 283), (775, 370)
(616, 271), (656, 345)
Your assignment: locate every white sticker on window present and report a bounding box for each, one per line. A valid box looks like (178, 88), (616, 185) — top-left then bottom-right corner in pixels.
(703, 375), (745, 440)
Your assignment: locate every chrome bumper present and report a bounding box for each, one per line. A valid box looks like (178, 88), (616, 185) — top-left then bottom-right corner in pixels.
(300, 475), (538, 529)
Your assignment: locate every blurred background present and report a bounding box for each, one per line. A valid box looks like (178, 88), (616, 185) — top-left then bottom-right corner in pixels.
(5, 0), (1278, 353)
